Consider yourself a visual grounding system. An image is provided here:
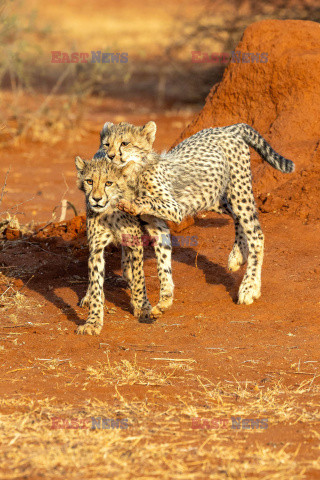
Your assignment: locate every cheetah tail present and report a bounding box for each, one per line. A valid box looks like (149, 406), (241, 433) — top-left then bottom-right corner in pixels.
(239, 124), (295, 173)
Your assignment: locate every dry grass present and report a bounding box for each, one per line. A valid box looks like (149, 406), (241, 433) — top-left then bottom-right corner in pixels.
(1, 356), (319, 479)
(0, 392), (317, 479)
(14, 101), (84, 145)
(0, 91), (86, 147)
(0, 213), (34, 237)
(86, 354), (183, 387)
(0, 214), (19, 236)
(0, 274), (30, 311)
(0, 265), (43, 326)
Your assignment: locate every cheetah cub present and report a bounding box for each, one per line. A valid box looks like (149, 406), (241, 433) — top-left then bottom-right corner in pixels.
(115, 123), (295, 305)
(94, 120), (157, 168)
(75, 157), (174, 335)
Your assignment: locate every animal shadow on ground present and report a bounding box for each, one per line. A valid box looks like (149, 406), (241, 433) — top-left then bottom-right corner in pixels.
(0, 239), (130, 328)
(0, 215), (241, 327)
(159, 215), (239, 303)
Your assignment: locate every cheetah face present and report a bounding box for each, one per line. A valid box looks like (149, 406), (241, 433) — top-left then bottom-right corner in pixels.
(93, 121), (156, 167)
(75, 157), (122, 213)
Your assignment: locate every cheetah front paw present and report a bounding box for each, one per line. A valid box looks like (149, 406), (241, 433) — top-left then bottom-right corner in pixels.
(237, 279), (261, 305)
(117, 199), (141, 216)
(133, 303), (151, 317)
(133, 304), (153, 323)
(76, 321), (103, 335)
(138, 308), (154, 323)
(151, 295), (173, 318)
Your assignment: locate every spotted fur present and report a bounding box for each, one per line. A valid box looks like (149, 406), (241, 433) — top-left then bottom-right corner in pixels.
(113, 123), (295, 305)
(94, 120), (157, 168)
(75, 156), (174, 335)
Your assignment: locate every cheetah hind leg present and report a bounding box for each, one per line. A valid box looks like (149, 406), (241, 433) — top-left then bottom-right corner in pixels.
(208, 202), (248, 273)
(225, 199), (264, 305)
(228, 238), (248, 272)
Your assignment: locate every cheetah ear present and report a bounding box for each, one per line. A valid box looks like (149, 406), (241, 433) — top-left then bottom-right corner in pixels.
(141, 121), (156, 145)
(121, 160), (137, 177)
(100, 121), (113, 138)
(75, 156), (87, 172)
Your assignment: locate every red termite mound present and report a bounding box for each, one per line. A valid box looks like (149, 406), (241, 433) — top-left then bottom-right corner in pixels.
(174, 19), (320, 222)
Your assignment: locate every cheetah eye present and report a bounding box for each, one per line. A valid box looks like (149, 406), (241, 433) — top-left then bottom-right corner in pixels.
(103, 143), (110, 148)
(105, 181), (113, 187)
(85, 179), (93, 185)
(121, 141), (129, 146)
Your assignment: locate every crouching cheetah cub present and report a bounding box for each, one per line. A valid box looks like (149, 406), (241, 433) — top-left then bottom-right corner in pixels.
(114, 122), (295, 305)
(75, 157), (174, 335)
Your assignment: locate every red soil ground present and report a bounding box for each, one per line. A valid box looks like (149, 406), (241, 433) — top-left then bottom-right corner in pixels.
(1, 95), (320, 478)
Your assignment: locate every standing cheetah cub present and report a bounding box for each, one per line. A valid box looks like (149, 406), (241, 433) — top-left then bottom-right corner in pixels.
(75, 157), (174, 335)
(115, 123), (294, 305)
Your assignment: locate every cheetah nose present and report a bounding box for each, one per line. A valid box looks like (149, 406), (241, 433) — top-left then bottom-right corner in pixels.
(92, 196), (102, 203)
(108, 153), (115, 160)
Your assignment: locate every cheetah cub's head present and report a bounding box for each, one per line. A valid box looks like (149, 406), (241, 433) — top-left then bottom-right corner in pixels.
(75, 157), (123, 213)
(94, 121), (156, 167)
